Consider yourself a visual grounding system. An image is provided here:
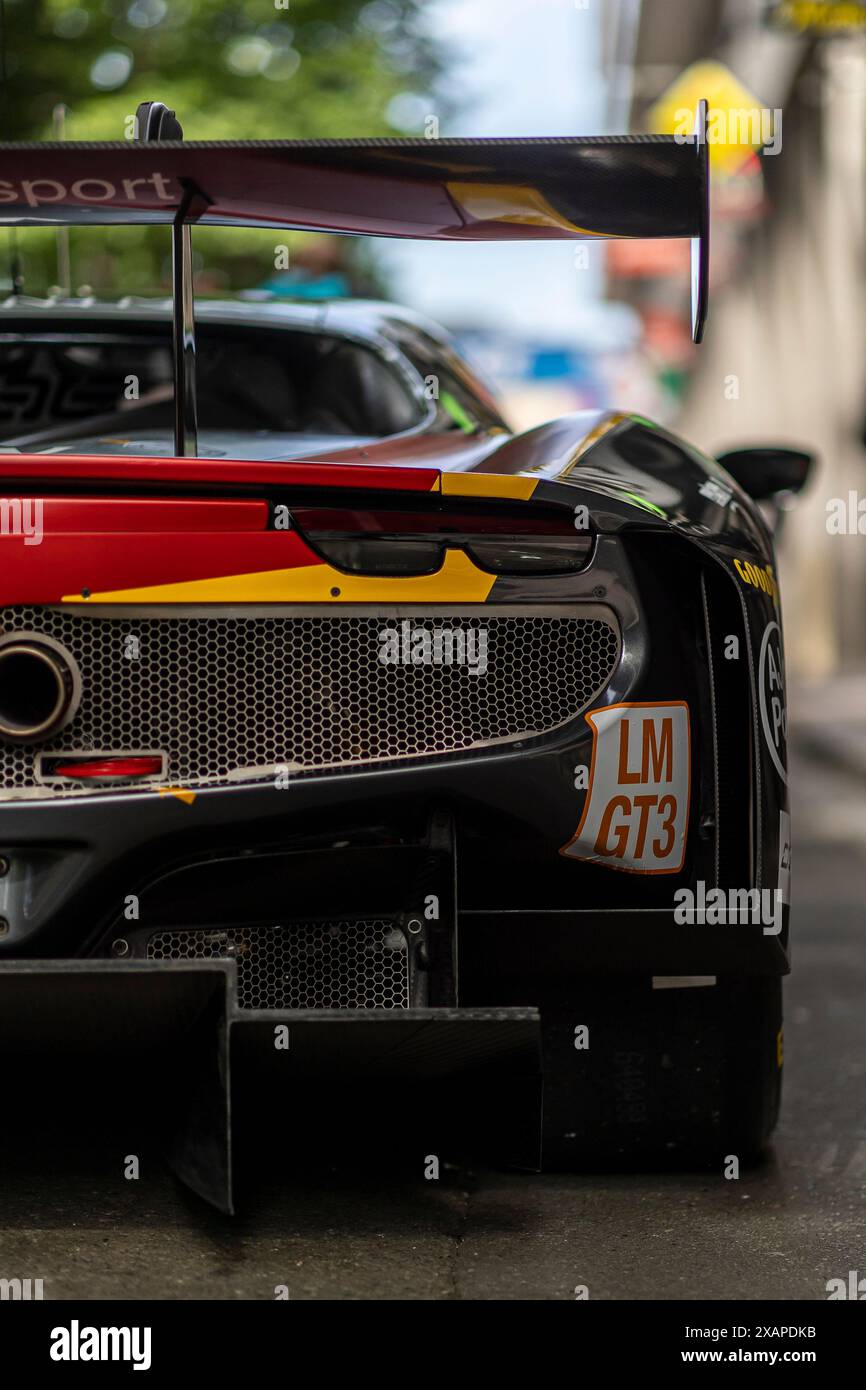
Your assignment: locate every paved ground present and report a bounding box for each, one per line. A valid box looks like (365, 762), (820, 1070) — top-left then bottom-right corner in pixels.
(1, 743), (864, 1301)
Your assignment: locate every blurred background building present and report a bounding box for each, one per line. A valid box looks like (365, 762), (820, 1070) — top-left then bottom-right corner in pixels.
(603, 0), (866, 678)
(389, 0), (866, 681)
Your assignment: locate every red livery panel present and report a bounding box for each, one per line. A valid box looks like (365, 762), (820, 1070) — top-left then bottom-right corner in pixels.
(0, 454), (441, 492)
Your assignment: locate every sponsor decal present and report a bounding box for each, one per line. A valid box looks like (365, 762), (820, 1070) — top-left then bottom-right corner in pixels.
(778, 808), (791, 905)
(0, 174), (175, 209)
(561, 701), (690, 873)
(698, 477), (732, 507)
(734, 556), (778, 602)
(759, 620), (787, 783)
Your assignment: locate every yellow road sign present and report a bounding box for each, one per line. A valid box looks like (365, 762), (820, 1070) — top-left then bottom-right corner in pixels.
(648, 62), (776, 175)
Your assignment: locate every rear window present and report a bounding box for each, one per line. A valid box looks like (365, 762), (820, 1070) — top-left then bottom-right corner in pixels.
(0, 321), (422, 445)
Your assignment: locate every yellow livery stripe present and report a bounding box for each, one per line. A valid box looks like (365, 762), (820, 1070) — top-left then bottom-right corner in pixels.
(158, 787), (197, 805)
(556, 412), (628, 478)
(62, 549), (496, 604)
(446, 182), (615, 237)
(440, 473), (538, 501)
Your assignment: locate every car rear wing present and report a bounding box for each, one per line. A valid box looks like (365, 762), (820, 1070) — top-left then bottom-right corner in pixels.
(0, 100), (709, 453)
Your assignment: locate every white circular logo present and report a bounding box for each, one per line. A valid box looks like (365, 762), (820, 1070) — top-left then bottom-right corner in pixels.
(759, 621), (787, 785)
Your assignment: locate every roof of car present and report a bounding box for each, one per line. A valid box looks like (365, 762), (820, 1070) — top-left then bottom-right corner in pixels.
(0, 292), (452, 352)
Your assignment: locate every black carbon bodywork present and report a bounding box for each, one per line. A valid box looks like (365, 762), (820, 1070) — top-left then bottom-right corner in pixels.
(0, 301), (794, 1205)
(0, 501), (790, 979)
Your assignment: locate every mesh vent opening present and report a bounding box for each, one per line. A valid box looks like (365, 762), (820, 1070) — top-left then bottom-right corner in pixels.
(146, 919), (410, 1010)
(0, 607), (620, 794)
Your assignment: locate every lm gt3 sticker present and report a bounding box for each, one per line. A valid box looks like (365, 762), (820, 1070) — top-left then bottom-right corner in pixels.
(561, 701), (690, 874)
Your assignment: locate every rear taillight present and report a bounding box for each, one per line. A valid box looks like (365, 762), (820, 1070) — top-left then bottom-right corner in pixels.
(47, 756), (163, 781)
(291, 504), (592, 577)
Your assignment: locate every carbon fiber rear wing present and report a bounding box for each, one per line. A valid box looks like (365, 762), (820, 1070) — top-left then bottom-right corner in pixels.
(0, 100), (710, 451)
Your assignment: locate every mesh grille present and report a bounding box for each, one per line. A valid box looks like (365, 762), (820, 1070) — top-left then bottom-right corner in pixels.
(146, 919), (410, 1010)
(0, 607), (619, 793)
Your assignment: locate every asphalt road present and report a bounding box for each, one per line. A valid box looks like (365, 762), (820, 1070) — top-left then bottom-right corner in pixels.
(1, 745), (864, 1301)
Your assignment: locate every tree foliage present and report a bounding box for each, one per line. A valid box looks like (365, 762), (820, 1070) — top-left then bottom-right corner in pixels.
(0, 0), (447, 293)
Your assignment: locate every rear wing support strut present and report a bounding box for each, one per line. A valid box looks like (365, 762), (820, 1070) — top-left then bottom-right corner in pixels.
(171, 181), (211, 458)
(136, 101), (200, 457)
(172, 211), (197, 457)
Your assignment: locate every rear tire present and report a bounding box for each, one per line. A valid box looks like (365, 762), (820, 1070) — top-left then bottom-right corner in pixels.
(540, 975), (782, 1169)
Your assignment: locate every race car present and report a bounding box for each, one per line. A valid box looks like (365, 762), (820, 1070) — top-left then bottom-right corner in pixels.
(0, 103), (812, 1210)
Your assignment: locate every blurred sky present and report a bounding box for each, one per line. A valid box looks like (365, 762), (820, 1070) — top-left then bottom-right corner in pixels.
(379, 0), (632, 347)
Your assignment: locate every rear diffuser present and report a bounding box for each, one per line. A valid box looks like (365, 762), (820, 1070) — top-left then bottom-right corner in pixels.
(0, 960), (540, 1213)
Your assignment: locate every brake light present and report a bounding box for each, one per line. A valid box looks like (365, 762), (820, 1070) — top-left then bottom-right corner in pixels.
(50, 756), (163, 780)
(291, 504), (592, 577)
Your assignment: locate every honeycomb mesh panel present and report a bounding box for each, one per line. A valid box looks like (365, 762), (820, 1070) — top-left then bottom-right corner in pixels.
(146, 919), (409, 1010)
(0, 608), (619, 793)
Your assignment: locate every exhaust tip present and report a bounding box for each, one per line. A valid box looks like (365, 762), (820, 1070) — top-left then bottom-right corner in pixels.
(0, 635), (81, 743)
